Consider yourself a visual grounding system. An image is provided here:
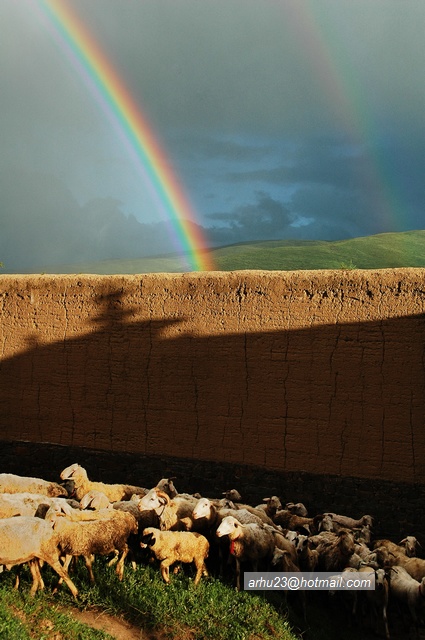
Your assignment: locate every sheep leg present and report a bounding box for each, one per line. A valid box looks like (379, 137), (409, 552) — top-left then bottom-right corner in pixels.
(115, 545), (129, 582)
(50, 556), (78, 599)
(84, 555), (96, 584)
(13, 568), (20, 591)
(235, 558), (241, 591)
(381, 607), (390, 640)
(107, 550), (119, 567)
(193, 559), (207, 586)
(160, 561), (171, 584)
(52, 555), (72, 593)
(28, 559), (44, 596)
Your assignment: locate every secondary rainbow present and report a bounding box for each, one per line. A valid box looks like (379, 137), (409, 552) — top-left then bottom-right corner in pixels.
(37, 0), (215, 271)
(282, 0), (405, 233)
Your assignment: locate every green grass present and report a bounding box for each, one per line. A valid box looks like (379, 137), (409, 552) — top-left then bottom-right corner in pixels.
(212, 229), (425, 271)
(19, 229), (425, 275)
(0, 575), (113, 639)
(0, 560), (298, 640)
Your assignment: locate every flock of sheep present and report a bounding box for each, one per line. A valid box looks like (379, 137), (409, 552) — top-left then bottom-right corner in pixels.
(0, 464), (424, 638)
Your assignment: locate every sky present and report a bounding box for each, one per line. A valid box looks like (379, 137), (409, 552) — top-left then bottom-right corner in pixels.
(1, 0), (424, 271)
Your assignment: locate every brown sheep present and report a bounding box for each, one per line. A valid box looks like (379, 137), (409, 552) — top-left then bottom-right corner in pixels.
(315, 529), (356, 571)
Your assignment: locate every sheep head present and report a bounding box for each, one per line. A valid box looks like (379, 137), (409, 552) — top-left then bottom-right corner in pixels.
(80, 490), (111, 511)
(156, 478), (178, 499)
(262, 496), (282, 513)
(216, 516), (241, 540)
(399, 535), (420, 557)
(337, 530), (355, 556)
(222, 489), (242, 503)
(192, 498), (212, 520)
(140, 529), (157, 548)
(60, 463), (87, 483)
(137, 489), (170, 514)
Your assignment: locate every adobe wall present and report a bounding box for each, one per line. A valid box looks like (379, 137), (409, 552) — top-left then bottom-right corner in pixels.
(0, 269), (424, 490)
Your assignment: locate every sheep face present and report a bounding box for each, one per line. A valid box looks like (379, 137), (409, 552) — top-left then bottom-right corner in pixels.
(138, 489), (169, 513)
(263, 496), (282, 510)
(319, 514), (335, 532)
(61, 479), (76, 498)
(140, 531), (156, 548)
(286, 502), (308, 517)
(295, 535), (309, 555)
(285, 530), (300, 544)
(374, 568), (388, 593)
(222, 489), (242, 502)
(271, 548), (298, 572)
(216, 516), (241, 540)
(192, 498), (211, 520)
(156, 478), (177, 499)
(400, 536), (420, 557)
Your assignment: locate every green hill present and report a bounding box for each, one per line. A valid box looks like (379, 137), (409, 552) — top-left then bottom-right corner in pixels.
(213, 230), (425, 271)
(11, 229), (425, 274)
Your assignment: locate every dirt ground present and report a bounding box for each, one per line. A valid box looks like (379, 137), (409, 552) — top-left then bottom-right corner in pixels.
(69, 608), (169, 640)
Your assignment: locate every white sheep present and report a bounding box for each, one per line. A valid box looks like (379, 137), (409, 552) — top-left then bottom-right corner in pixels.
(373, 536), (420, 559)
(394, 555), (425, 582)
(192, 497), (265, 529)
(294, 534), (319, 572)
(323, 512), (373, 531)
(216, 516), (276, 591)
(192, 498), (272, 577)
(46, 507), (138, 583)
(0, 473), (67, 498)
(79, 490), (112, 511)
(0, 516), (78, 597)
(140, 527), (209, 585)
(0, 492), (75, 519)
(136, 488), (197, 531)
(60, 463), (147, 502)
(389, 565), (425, 628)
(358, 566), (390, 640)
(272, 509), (320, 534)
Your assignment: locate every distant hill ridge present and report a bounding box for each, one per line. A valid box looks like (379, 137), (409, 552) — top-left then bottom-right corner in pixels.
(6, 229), (425, 274)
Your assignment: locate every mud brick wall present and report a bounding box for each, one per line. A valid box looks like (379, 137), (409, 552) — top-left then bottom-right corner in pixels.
(0, 269), (425, 533)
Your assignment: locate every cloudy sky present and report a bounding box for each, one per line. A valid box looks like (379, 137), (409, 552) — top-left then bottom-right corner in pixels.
(1, 0), (424, 270)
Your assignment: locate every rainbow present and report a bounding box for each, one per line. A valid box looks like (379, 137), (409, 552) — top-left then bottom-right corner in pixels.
(282, 0), (404, 233)
(37, 0), (215, 271)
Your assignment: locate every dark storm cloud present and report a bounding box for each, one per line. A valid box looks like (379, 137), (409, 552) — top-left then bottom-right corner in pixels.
(1, 0), (424, 272)
(207, 192), (295, 245)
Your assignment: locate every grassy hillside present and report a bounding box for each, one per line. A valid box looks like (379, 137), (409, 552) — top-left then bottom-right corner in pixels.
(9, 229), (425, 274)
(213, 229), (425, 272)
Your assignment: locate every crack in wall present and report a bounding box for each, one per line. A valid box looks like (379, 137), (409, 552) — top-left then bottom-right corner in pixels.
(1, 272), (424, 484)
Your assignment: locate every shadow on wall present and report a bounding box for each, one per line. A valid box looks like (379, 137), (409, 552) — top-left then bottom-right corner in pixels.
(0, 290), (424, 485)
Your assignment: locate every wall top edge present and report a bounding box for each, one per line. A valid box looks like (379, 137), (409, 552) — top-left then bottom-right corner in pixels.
(1, 267), (425, 282)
